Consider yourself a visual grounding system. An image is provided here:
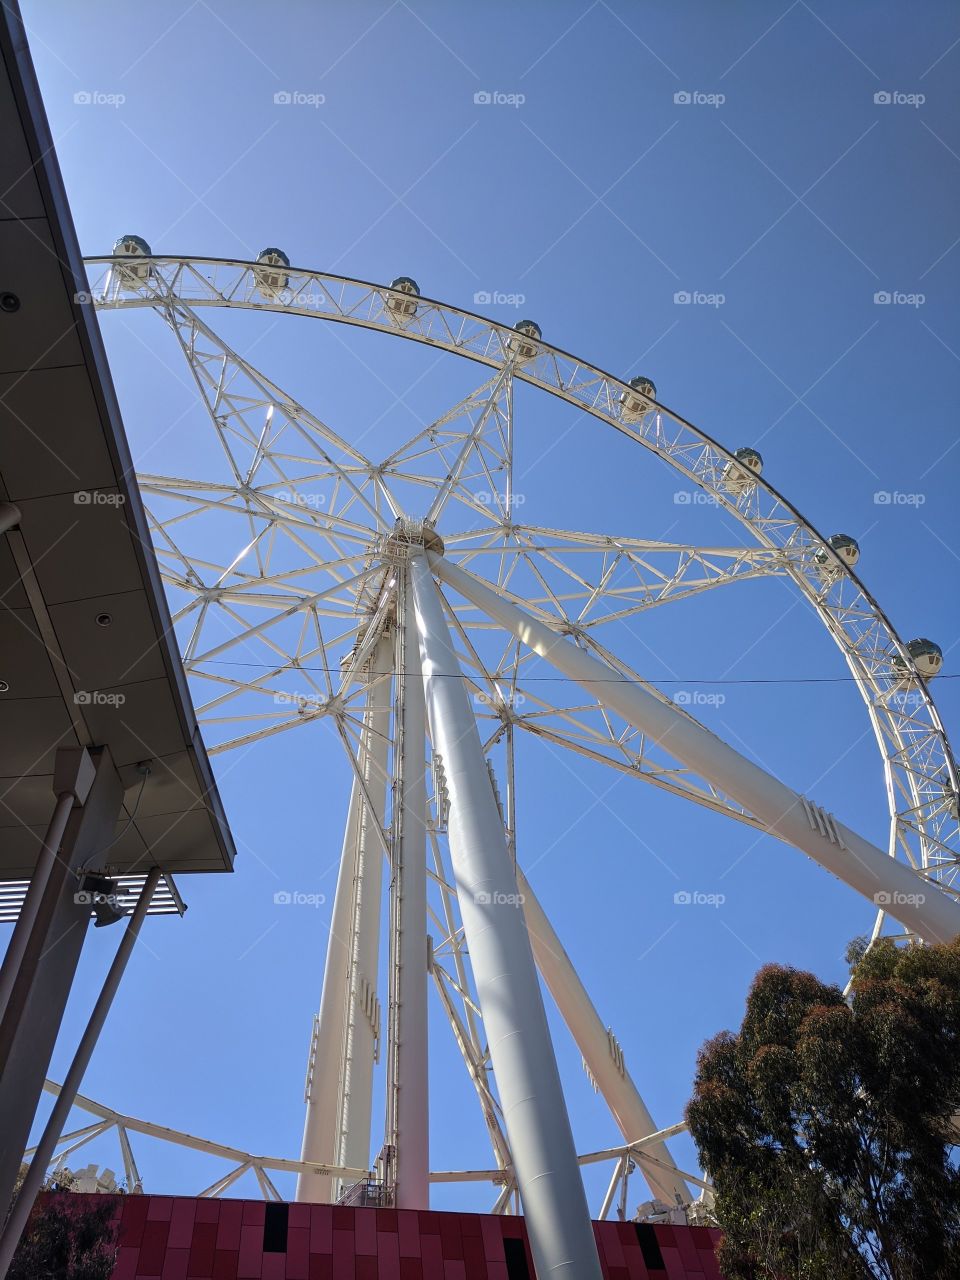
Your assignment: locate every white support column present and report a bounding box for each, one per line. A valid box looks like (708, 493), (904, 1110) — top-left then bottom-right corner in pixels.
(433, 556), (960, 945)
(410, 552), (603, 1280)
(297, 635), (392, 1204)
(386, 572), (430, 1208)
(516, 867), (690, 1207)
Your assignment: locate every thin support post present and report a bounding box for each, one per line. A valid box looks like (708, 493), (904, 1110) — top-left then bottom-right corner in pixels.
(385, 572), (429, 1208)
(0, 748), (95, 1024)
(433, 555), (960, 944)
(0, 868), (161, 1280)
(409, 552), (603, 1280)
(297, 636), (392, 1204)
(517, 867), (690, 1206)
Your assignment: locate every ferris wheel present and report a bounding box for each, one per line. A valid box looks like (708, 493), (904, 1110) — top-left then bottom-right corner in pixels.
(67, 238), (960, 1280)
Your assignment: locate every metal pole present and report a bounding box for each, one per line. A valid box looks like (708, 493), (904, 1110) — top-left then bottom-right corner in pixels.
(0, 503), (20, 535)
(335, 638), (391, 1193)
(297, 635), (392, 1203)
(296, 776), (361, 1203)
(0, 868), (161, 1280)
(409, 552), (603, 1280)
(434, 555), (960, 945)
(387, 571), (429, 1208)
(0, 750), (95, 1025)
(516, 867), (690, 1206)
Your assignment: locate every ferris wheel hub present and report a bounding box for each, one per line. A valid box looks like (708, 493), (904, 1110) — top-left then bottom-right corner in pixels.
(381, 517), (445, 560)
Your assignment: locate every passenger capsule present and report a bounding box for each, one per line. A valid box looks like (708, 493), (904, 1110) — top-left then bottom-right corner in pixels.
(891, 637), (943, 681)
(722, 446), (763, 495)
(112, 234), (152, 286)
(620, 376), (657, 423)
(254, 248), (290, 299)
(506, 319), (541, 361)
(385, 276), (420, 319)
(814, 533), (860, 571)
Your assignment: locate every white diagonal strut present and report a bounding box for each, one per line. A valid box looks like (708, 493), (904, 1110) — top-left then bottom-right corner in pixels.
(434, 555), (960, 945)
(516, 867), (691, 1207)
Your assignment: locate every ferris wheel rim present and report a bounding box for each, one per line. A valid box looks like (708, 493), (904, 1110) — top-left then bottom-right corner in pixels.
(84, 253), (959, 892)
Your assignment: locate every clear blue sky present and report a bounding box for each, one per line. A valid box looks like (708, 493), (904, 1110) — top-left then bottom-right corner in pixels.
(20, 0), (960, 1210)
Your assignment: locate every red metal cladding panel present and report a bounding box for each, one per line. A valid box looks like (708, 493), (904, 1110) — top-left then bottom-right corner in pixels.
(211, 1249), (240, 1280)
(442, 1262), (465, 1280)
(399, 1259), (424, 1280)
(596, 1221), (626, 1269)
(118, 1195), (150, 1248)
(241, 1201), (266, 1227)
(148, 1197), (174, 1222)
(479, 1217), (504, 1264)
(236, 1222), (264, 1279)
(216, 1200), (243, 1251)
(396, 1209), (420, 1257)
(355, 1207), (379, 1256)
(159, 1247), (190, 1280)
(260, 1255), (285, 1280)
(138, 1217), (171, 1275)
(186, 1220), (217, 1277)
(357, 1257), (381, 1280)
(195, 1200), (221, 1224)
(438, 1215), (462, 1260)
(307, 1256), (333, 1280)
(286, 1225), (310, 1279)
(309, 1205), (333, 1254)
(169, 1199), (199, 1250)
(419, 1231), (444, 1278)
(332, 1227), (357, 1279)
(377, 1228), (401, 1280)
(113, 1245), (140, 1280)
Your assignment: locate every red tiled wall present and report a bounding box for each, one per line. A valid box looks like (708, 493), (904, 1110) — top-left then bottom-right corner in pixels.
(59, 1193), (725, 1279)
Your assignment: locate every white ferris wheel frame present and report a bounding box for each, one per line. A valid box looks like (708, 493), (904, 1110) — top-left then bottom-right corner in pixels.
(44, 253), (960, 1275)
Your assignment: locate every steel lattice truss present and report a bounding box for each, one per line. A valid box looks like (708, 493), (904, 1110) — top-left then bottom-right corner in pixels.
(71, 254), (960, 1214)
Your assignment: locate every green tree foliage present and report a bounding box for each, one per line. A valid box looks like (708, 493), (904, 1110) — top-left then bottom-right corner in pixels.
(6, 1174), (119, 1280)
(686, 938), (960, 1279)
